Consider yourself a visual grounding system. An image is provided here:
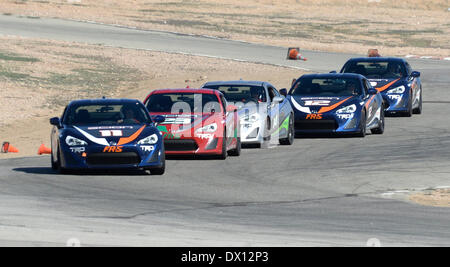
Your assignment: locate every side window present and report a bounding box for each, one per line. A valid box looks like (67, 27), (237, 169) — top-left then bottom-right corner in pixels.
(362, 80), (369, 96)
(405, 62), (412, 76)
(273, 87), (281, 97)
(268, 87), (276, 102)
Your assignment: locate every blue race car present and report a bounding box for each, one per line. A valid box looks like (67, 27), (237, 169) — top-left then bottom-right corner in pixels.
(50, 99), (166, 174)
(288, 73), (384, 137)
(340, 57), (422, 116)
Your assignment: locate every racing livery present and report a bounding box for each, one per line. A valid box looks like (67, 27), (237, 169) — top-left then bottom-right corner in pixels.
(50, 99), (166, 174)
(288, 73), (385, 137)
(340, 57), (422, 116)
(144, 88), (241, 159)
(202, 81), (294, 147)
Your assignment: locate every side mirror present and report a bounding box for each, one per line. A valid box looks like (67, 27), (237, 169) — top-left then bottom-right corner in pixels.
(226, 105), (238, 113)
(152, 115), (165, 124)
(50, 117), (61, 127)
(329, 70), (337, 73)
(279, 88), (288, 97)
(411, 71), (420, 78)
(273, 96), (284, 103)
(368, 88), (378, 95)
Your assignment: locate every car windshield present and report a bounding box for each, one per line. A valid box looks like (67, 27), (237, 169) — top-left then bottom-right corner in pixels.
(64, 103), (150, 125)
(291, 77), (362, 96)
(342, 61), (406, 79)
(146, 93), (222, 113)
(205, 85), (266, 103)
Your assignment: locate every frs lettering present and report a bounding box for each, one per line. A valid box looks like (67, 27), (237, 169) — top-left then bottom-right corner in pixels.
(103, 146), (123, 153)
(306, 114), (323, 120)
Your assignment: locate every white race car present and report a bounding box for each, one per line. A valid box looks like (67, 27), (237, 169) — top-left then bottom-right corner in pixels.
(202, 80), (294, 147)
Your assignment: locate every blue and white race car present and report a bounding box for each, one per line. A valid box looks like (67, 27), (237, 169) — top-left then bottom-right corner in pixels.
(50, 99), (166, 174)
(288, 73), (385, 137)
(340, 57), (422, 116)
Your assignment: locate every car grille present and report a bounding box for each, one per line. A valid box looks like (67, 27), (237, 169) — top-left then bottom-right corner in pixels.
(87, 152), (141, 165)
(295, 120), (337, 131)
(164, 139), (198, 151)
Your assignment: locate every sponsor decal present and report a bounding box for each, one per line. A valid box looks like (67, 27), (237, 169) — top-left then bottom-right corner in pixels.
(87, 126), (133, 130)
(304, 100), (331, 106)
(388, 95), (401, 100)
(103, 146), (123, 153)
(100, 130), (123, 137)
(306, 114), (323, 120)
(140, 145), (154, 152)
(337, 114), (352, 120)
(197, 133), (214, 139)
(70, 147), (85, 153)
(163, 117), (191, 124)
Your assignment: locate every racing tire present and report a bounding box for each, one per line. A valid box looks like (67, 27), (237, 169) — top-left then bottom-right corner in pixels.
(218, 129), (228, 160)
(56, 147), (69, 174)
(356, 110), (367, 138)
(413, 88), (422, 115)
(259, 117), (271, 149)
(228, 137), (241, 156)
(149, 152), (165, 175)
(402, 94), (413, 117)
(228, 122), (241, 156)
(279, 114), (295, 145)
(371, 105), (385, 135)
(51, 153), (58, 170)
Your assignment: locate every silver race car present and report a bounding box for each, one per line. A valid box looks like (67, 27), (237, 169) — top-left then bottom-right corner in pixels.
(202, 80), (294, 147)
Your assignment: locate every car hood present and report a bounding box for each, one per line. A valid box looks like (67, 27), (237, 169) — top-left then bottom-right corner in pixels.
(289, 95), (357, 114)
(65, 124), (156, 146)
(368, 78), (403, 92)
(151, 113), (221, 134)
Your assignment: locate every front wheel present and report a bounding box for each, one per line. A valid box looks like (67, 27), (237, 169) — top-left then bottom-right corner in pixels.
(371, 105), (385, 135)
(413, 88), (422, 114)
(356, 110), (367, 138)
(218, 129), (228, 160)
(402, 94), (413, 117)
(279, 114), (294, 145)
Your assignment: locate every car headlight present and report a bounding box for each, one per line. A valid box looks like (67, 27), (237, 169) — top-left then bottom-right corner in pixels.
(336, 104), (357, 114)
(241, 113), (260, 123)
(65, 136), (88, 146)
(387, 85), (405, 94)
(196, 123), (218, 133)
(137, 134), (159, 145)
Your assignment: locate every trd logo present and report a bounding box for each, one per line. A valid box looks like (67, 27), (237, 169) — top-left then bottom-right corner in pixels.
(306, 114), (323, 120)
(103, 146), (123, 153)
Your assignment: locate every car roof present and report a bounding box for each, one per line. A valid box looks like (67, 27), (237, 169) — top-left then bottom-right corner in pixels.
(203, 80), (267, 87)
(346, 57), (407, 63)
(150, 88), (219, 95)
(67, 98), (143, 106)
(298, 73), (364, 80)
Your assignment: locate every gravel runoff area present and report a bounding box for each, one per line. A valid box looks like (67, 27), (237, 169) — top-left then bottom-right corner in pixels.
(0, 0), (449, 58)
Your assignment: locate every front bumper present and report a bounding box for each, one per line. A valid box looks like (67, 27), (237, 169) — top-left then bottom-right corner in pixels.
(60, 143), (164, 170)
(163, 134), (224, 155)
(382, 92), (409, 113)
(240, 120), (264, 144)
(293, 111), (362, 134)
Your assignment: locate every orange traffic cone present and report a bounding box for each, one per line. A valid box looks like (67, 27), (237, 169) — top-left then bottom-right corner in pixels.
(1, 142), (19, 153)
(287, 47), (307, 61)
(38, 144), (52, 155)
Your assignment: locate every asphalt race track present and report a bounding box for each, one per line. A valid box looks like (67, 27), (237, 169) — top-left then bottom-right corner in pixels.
(0, 15), (449, 246)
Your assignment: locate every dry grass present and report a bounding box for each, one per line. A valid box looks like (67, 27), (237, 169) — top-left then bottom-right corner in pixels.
(0, 36), (305, 157)
(1, 0), (449, 57)
(410, 188), (450, 208)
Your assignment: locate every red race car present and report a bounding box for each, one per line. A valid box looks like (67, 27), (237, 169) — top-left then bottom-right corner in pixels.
(144, 88), (241, 159)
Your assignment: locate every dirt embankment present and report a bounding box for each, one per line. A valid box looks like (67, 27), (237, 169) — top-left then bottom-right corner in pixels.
(1, 0), (449, 58)
(0, 36), (304, 158)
